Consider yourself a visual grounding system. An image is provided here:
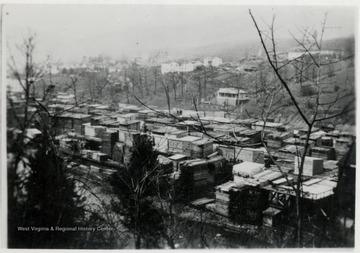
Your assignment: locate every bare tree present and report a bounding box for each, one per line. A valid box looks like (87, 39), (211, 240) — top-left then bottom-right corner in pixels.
(249, 10), (355, 247)
(64, 74), (79, 106)
(193, 68), (206, 104)
(153, 67), (159, 94)
(142, 67), (150, 96)
(179, 71), (186, 98)
(93, 73), (110, 99)
(122, 67), (131, 104)
(160, 75), (171, 114)
(168, 72), (179, 101)
(128, 65), (144, 99)
(7, 33), (89, 248)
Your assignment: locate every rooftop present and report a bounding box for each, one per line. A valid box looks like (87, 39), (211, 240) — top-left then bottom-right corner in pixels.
(233, 161), (264, 175)
(218, 88), (247, 94)
(54, 112), (91, 119)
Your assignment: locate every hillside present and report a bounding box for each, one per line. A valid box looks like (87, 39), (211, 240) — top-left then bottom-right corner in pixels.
(25, 35), (355, 126)
(162, 36), (354, 63)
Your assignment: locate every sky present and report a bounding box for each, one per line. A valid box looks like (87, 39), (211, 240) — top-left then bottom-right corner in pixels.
(4, 4), (357, 64)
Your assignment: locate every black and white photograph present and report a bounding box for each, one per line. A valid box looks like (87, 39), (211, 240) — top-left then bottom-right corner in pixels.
(1, 0), (358, 250)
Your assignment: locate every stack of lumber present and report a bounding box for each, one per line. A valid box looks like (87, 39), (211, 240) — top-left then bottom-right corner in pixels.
(266, 132), (292, 149)
(272, 176), (294, 186)
(84, 124), (106, 137)
(191, 139), (213, 159)
(235, 147), (265, 164)
(112, 142), (124, 162)
(334, 138), (351, 157)
(214, 181), (238, 217)
(252, 169), (283, 187)
(219, 145), (236, 161)
(277, 145), (305, 160)
(229, 187), (269, 226)
(311, 146), (336, 160)
(323, 160), (338, 171)
(233, 162), (264, 179)
(276, 159), (294, 171)
(318, 136), (334, 147)
(101, 130), (118, 157)
(118, 130), (140, 147)
(294, 156), (324, 176)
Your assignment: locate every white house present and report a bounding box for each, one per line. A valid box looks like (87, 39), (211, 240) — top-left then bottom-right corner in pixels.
(203, 57), (223, 67)
(161, 62), (179, 74)
(161, 61), (196, 74)
(216, 88), (248, 106)
(288, 49), (342, 61)
(212, 57), (223, 67)
(178, 62), (195, 72)
(191, 60), (203, 68)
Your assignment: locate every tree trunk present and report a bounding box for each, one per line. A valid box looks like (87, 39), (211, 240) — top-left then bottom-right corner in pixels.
(295, 125), (312, 247)
(144, 69), (149, 96)
(154, 69), (158, 94)
(199, 83), (202, 102)
(73, 84), (78, 106)
(180, 73), (184, 97)
(203, 69), (207, 99)
(168, 236), (175, 249)
(166, 89), (171, 114)
(126, 87), (130, 104)
(173, 83), (177, 102)
(135, 234), (141, 249)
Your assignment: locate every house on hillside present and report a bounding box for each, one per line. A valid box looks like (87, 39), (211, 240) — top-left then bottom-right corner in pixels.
(178, 62), (195, 72)
(288, 48), (343, 61)
(161, 62), (179, 74)
(191, 60), (203, 68)
(161, 61), (196, 74)
(204, 57), (223, 67)
(216, 88), (249, 106)
(212, 57), (223, 67)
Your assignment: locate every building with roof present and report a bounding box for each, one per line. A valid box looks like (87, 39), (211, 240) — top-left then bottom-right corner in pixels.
(161, 61), (196, 74)
(203, 57), (223, 67)
(161, 62), (179, 74)
(216, 88), (248, 106)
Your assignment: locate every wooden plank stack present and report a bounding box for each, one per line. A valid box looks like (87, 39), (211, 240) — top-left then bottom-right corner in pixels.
(318, 136), (334, 147)
(294, 156), (324, 176)
(214, 181), (238, 217)
(311, 146), (336, 160)
(219, 145), (236, 162)
(233, 162), (264, 179)
(101, 130), (118, 157)
(277, 145), (305, 159)
(229, 187), (269, 226)
(334, 138), (351, 158)
(191, 140), (213, 158)
(276, 159), (294, 171)
(235, 147), (265, 164)
(118, 130), (140, 147)
(112, 142), (124, 163)
(266, 131), (292, 150)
